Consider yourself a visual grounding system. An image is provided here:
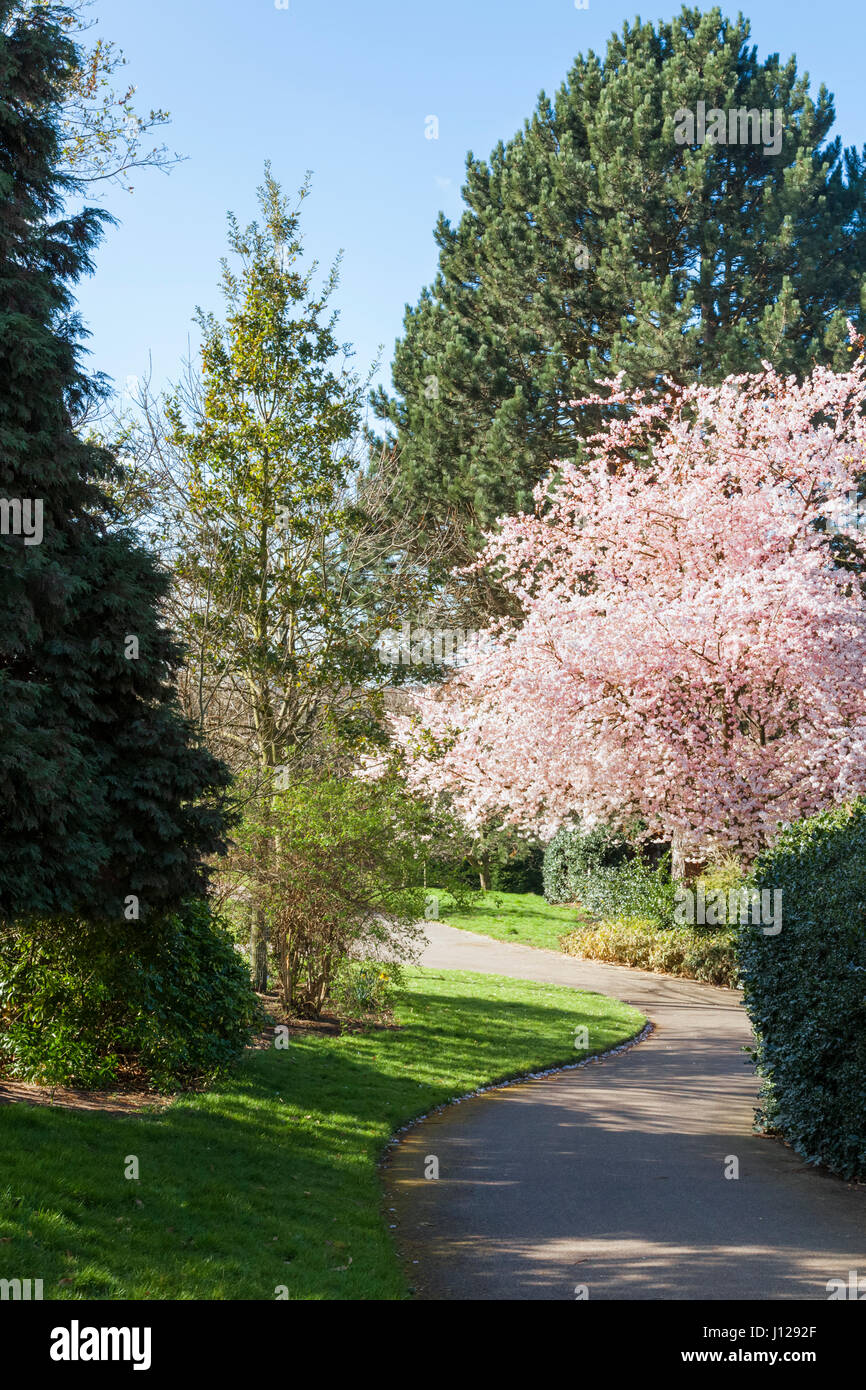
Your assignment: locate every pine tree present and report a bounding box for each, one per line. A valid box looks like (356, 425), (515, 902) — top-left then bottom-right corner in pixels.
(0, 1), (230, 924)
(374, 7), (866, 567)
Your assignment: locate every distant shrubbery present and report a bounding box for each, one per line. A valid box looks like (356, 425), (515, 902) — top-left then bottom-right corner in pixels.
(549, 821), (742, 986)
(561, 918), (739, 987)
(543, 821), (677, 925)
(739, 801), (866, 1180)
(570, 856), (679, 928)
(490, 842), (544, 895)
(542, 821), (634, 905)
(0, 901), (262, 1091)
(424, 814), (544, 896)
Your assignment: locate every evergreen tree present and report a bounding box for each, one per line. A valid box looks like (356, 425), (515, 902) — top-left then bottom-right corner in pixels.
(0, 1), (230, 924)
(148, 171), (383, 988)
(161, 170), (372, 777)
(374, 6), (866, 567)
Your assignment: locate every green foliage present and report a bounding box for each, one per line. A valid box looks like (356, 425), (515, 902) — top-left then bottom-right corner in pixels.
(542, 821), (633, 904)
(331, 959), (404, 1018)
(0, 901), (262, 1090)
(561, 918), (739, 987)
(153, 168), (391, 771)
(421, 806), (543, 894)
(491, 842), (544, 895)
(427, 840), (543, 897)
(373, 8), (866, 577)
(574, 857), (679, 928)
(548, 831), (736, 983)
(739, 801), (866, 1180)
(226, 774), (426, 1017)
(0, 1), (231, 925)
(439, 880), (484, 913)
(697, 854), (748, 901)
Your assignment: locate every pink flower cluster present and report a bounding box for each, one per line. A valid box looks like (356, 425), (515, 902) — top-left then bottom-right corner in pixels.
(388, 346), (866, 858)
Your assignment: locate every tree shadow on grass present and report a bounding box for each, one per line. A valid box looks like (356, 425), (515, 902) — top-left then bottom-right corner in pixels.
(0, 984), (641, 1300)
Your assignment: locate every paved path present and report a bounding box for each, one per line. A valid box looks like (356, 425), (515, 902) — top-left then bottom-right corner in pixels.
(384, 923), (866, 1300)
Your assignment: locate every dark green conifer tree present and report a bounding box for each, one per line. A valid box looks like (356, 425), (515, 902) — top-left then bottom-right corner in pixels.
(375, 7), (866, 567)
(0, 1), (230, 923)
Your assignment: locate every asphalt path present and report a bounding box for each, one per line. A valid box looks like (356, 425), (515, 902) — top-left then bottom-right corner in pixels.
(383, 922), (866, 1300)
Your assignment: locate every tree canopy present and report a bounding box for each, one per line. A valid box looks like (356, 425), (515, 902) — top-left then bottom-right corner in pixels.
(374, 6), (866, 573)
(0, 0), (229, 924)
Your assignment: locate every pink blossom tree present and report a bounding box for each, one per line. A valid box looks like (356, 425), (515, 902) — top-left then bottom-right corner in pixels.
(383, 344), (866, 874)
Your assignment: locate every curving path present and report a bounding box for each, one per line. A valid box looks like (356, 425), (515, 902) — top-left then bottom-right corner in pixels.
(383, 922), (866, 1300)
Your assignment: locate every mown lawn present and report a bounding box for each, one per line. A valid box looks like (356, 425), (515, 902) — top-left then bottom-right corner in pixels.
(429, 888), (583, 951)
(0, 966), (643, 1300)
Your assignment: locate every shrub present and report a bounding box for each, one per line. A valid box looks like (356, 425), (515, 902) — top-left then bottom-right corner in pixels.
(738, 801), (866, 1180)
(0, 900), (262, 1091)
(561, 918), (739, 986)
(439, 880), (484, 913)
(331, 959), (403, 1018)
(226, 776), (426, 1018)
(571, 854), (678, 927)
(697, 854), (747, 900)
(491, 842), (544, 895)
(542, 821), (634, 904)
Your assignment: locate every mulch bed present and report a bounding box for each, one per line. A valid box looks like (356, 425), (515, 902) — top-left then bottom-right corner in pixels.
(0, 1076), (170, 1115)
(251, 990), (402, 1048)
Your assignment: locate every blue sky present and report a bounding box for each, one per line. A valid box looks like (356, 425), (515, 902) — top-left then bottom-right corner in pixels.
(74, 0), (866, 411)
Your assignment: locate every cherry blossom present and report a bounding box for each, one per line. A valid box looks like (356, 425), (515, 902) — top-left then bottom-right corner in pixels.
(383, 340), (866, 864)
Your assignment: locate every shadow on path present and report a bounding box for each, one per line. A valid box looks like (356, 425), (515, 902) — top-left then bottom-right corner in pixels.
(384, 924), (866, 1300)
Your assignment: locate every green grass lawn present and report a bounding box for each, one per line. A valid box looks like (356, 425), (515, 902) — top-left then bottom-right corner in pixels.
(0, 966), (643, 1301)
(428, 888), (584, 950)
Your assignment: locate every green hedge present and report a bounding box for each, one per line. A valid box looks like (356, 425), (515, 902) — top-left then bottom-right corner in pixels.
(571, 856), (678, 926)
(543, 821), (633, 904)
(491, 843), (544, 895)
(561, 918), (739, 986)
(0, 900), (262, 1091)
(738, 801), (866, 1180)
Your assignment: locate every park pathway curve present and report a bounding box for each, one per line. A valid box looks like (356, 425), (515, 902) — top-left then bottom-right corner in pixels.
(383, 922), (866, 1300)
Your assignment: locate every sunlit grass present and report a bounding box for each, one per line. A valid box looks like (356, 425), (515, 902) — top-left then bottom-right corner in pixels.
(429, 888), (583, 950)
(0, 966), (643, 1300)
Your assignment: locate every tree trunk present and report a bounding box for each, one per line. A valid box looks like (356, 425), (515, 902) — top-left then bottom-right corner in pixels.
(670, 832), (686, 884)
(250, 905), (269, 992)
(671, 832), (706, 884)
